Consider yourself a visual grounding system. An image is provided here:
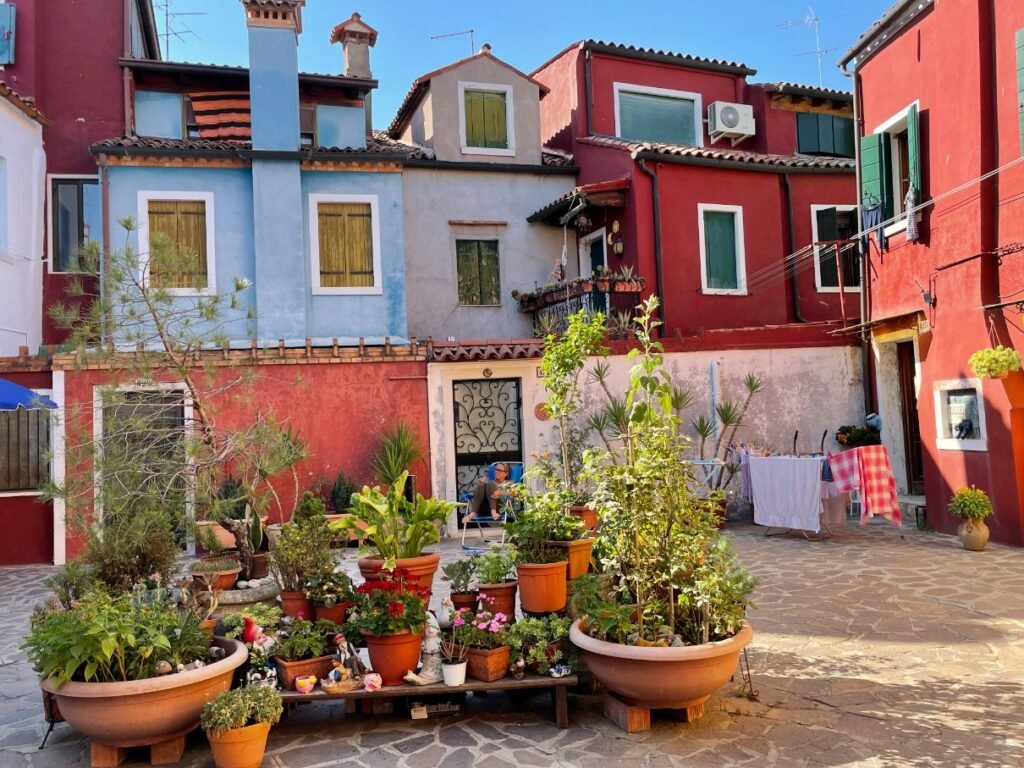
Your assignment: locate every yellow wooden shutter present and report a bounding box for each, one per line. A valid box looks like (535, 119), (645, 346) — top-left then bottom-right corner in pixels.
(318, 202), (373, 288)
(147, 199), (207, 289)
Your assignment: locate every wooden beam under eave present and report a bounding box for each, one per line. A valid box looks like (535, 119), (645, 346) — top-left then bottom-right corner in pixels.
(587, 191), (627, 207)
(769, 97), (853, 118)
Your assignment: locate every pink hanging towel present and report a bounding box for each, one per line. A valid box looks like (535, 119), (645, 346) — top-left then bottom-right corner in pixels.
(827, 449), (860, 494)
(856, 445), (901, 526)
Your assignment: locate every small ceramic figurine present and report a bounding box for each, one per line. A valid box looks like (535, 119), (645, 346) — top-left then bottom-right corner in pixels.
(245, 663), (279, 689)
(295, 675), (317, 694)
(436, 597), (455, 629)
(363, 673), (383, 692)
(404, 613), (442, 685)
(333, 633), (367, 679)
(549, 663), (571, 678)
(509, 657), (526, 680)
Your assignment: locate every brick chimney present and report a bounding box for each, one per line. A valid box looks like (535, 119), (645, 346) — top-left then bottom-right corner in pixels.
(330, 12), (378, 79)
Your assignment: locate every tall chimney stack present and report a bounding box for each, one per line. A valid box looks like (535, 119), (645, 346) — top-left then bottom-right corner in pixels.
(330, 12), (378, 79)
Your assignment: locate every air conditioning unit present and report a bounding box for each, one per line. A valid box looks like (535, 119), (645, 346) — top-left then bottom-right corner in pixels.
(707, 101), (755, 146)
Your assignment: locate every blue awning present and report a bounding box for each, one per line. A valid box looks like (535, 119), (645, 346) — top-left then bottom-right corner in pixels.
(0, 378), (56, 411)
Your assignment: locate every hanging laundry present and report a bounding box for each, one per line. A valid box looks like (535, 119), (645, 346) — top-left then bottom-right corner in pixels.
(855, 445), (901, 526)
(904, 186), (918, 242)
(860, 204), (887, 255)
(827, 449), (860, 495)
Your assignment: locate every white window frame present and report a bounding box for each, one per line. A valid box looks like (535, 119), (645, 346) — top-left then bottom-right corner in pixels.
(873, 100), (920, 237)
(458, 81), (516, 157)
(47, 173), (101, 274)
(811, 204), (860, 293)
(697, 203), (746, 295)
(0, 387), (53, 498)
(613, 82), (704, 148)
(309, 193), (383, 296)
(933, 378), (987, 452)
(137, 190), (216, 296)
(578, 227), (607, 279)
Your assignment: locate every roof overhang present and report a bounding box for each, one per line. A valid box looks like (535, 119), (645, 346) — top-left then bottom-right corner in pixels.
(582, 40), (756, 77)
(120, 58), (377, 94)
(839, 0), (935, 70)
(527, 178), (630, 225)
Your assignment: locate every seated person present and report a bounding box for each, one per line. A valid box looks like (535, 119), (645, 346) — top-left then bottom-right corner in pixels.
(462, 462), (511, 524)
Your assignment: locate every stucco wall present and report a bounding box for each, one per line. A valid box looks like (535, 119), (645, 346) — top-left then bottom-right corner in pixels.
(406, 56), (544, 165)
(428, 345), (863, 532)
(0, 100), (45, 354)
(402, 167), (573, 340)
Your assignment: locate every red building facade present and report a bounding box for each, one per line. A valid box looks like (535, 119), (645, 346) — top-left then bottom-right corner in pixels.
(842, 0), (1024, 545)
(531, 41), (860, 344)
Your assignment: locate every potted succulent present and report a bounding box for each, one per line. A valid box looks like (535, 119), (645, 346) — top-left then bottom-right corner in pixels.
(347, 568), (429, 686)
(271, 618), (340, 690)
(948, 485), (994, 551)
(506, 491), (572, 614)
(201, 684), (282, 768)
(441, 557), (478, 613)
(24, 588), (247, 758)
(968, 345), (1022, 379)
(452, 602), (511, 682)
(571, 298), (757, 722)
(306, 570), (355, 624)
(335, 470), (456, 594)
(472, 545), (518, 621)
(269, 514), (333, 618)
(507, 614), (571, 675)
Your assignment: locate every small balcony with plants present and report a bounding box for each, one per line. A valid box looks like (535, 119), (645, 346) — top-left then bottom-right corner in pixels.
(512, 266), (646, 338)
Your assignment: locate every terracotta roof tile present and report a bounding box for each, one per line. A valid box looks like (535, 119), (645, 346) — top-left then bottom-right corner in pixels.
(581, 40), (755, 76)
(429, 339), (543, 362)
(579, 135), (856, 171)
(757, 82), (853, 102)
(0, 80), (49, 125)
(91, 132), (430, 159)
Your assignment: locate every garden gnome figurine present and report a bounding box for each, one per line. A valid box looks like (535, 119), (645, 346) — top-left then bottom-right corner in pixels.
(333, 633), (366, 679)
(404, 613), (443, 685)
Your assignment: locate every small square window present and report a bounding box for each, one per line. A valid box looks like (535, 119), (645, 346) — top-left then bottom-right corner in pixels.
(934, 379), (987, 452)
(300, 104), (316, 147)
(458, 82), (515, 156)
(147, 199), (210, 290)
(456, 239), (500, 306)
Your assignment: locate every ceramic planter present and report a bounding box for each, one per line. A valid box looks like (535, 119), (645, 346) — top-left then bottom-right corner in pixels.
(196, 521), (238, 550)
(192, 563), (242, 592)
(569, 504), (599, 531)
(40, 638), (247, 751)
(466, 645), (510, 682)
(200, 619), (218, 637)
(361, 629), (425, 686)
(358, 552), (441, 595)
(549, 538), (594, 580)
(206, 721), (271, 768)
(569, 619), (753, 716)
(247, 553), (269, 580)
(273, 654), (335, 691)
(441, 660), (468, 687)
(279, 590), (313, 619)
(958, 519), (990, 551)
(517, 561), (568, 614)
(475, 581), (517, 621)
(314, 602), (350, 625)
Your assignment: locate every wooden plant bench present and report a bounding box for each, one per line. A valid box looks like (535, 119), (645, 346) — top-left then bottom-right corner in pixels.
(280, 673), (578, 728)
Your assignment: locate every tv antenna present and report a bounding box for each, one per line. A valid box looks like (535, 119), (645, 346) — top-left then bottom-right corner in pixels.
(153, 0), (206, 60)
(779, 6), (835, 87)
(430, 29), (476, 56)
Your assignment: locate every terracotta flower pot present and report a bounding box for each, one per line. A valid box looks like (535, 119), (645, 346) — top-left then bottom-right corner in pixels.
(450, 592), (479, 615)
(475, 581), (518, 621)
(361, 629), (425, 686)
(279, 590), (313, 619)
(516, 561), (568, 614)
(569, 505), (599, 531)
(206, 721), (270, 768)
(196, 521), (238, 550)
(466, 645), (511, 682)
(569, 619), (753, 717)
(40, 638), (247, 750)
(247, 553), (269, 580)
(200, 619), (218, 638)
(549, 538), (594, 580)
(358, 552), (441, 595)
(314, 602), (350, 625)
(192, 563), (242, 592)
(958, 519), (990, 551)
(273, 654), (335, 691)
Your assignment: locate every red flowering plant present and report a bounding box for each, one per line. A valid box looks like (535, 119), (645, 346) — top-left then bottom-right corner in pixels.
(450, 599), (510, 650)
(347, 568), (429, 637)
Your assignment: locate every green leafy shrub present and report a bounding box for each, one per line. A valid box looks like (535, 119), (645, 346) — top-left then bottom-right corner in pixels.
(272, 618), (338, 661)
(269, 516), (333, 593)
(948, 486), (993, 520)
(292, 491), (327, 521)
(472, 545), (515, 585)
(836, 424), (881, 447)
(441, 558), (476, 594)
(968, 346), (1022, 378)
(305, 570), (354, 608)
(200, 685), (282, 735)
(43, 558), (97, 610)
(83, 507), (181, 593)
(506, 615), (571, 673)
(222, 604), (282, 639)
(507, 489), (580, 564)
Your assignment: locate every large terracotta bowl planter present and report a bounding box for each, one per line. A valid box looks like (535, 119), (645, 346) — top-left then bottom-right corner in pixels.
(207, 721), (271, 768)
(361, 629), (424, 686)
(517, 561), (568, 614)
(569, 619), (753, 716)
(40, 637), (247, 749)
(358, 552), (441, 594)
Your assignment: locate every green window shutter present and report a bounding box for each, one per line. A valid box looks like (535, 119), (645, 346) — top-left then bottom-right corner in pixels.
(456, 240), (500, 304)
(0, 5), (15, 66)
(703, 211), (738, 290)
(482, 92), (508, 149)
(906, 103), (921, 194)
(860, 132), (893, 219)
(618, 90), (696, 146)
(817, 115), (835, 155)
(464, 90), (486, 147)
(797, 113), (820, 153)
(478, 240), (500, 303)
(815, 207), (839, 288)
(1017, 29), (1024, 155)
(833, 116), (855, 158)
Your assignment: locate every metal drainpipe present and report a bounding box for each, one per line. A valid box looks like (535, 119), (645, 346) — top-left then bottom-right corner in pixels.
(781, 173), (806, 323)
(583, 45), (594, 136)
(840, 57), (875, 417)
(636, 157), (665, 325)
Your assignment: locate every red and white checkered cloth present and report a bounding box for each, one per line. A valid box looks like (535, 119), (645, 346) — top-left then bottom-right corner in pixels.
(828, 446), (901, 526)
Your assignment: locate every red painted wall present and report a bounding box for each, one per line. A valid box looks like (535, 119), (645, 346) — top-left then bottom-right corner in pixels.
(58, 359), (431, 560)
(855, 0), (1024, 544)
(3, 0), (130, 345)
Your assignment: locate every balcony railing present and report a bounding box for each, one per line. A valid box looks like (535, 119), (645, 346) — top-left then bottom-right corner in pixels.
(514, 276), (645, 336)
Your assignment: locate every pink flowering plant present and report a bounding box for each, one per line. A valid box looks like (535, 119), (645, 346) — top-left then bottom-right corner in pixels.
(450, 603), (510, 650)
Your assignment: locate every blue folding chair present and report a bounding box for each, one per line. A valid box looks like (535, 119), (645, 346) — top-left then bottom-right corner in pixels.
(460, 462), (524, 552)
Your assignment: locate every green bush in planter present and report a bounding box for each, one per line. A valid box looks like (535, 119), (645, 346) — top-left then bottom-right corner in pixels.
(222, 604), (282, 640)
(968, 346), (1022, 378)
(948, 486), (993, 520)
(269, 516), (333, 593)
(200, 685), (282, 735)
(472, 545), (515, 585)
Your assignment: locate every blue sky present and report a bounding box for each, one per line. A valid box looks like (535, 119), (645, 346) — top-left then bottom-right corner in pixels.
(158, 0), (891, 129)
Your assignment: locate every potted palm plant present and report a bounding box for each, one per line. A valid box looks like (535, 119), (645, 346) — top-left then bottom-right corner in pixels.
(571, 297), (757, 723)
(201, 684), (282, 768)
(334, 470), (455, 594)
(948, 485), (994, 551)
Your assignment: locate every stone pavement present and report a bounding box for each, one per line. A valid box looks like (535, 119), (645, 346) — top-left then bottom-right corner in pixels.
(2, 520), (1023, 767)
